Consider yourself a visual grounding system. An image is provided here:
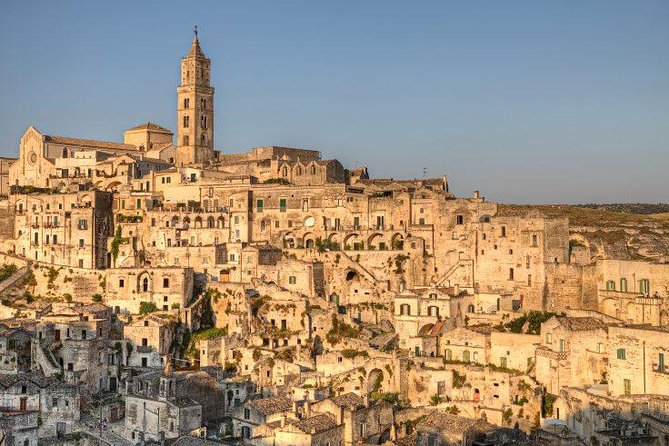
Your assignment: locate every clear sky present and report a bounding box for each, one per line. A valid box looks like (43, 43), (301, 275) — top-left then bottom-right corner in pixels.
(1, 1), (667, 204)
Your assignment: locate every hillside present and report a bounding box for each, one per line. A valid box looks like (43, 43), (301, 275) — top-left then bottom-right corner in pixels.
(497, 204), (669, 262)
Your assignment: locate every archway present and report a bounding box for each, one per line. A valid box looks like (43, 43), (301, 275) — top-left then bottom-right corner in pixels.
(367, 233), (385, 250)
(138, 272), (151, 293)
(219, 269), (230, 282)
(391, 233), (404, 250)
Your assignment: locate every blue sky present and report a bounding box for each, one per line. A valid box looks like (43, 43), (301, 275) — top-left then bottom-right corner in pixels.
(1, 1), (667, 204)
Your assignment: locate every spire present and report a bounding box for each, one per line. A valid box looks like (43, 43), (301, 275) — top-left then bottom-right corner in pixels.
(187, 25), (205, 58)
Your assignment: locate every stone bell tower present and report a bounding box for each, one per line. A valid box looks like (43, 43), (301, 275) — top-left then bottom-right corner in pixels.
(176, 26), (215, 167)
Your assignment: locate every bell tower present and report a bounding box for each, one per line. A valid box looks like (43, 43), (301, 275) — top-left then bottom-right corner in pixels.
(176, 26), (215, 166)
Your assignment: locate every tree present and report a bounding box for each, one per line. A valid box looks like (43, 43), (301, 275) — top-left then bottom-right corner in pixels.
(139, 302), (158, 315)
(91, 293), (103, 303)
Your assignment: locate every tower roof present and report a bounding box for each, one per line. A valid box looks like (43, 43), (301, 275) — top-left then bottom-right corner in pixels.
(186, 26), (206, 59)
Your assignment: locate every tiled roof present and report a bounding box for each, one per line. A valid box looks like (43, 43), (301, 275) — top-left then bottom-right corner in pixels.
(558, 317), (607, 331)
(249, 396), (293, 416)
(171, 437), (220, 446)
(126, 122), (172, 133)
(44, 135), (136, 151)
(328, 392), (364, 409)
(417, 410), (493, 435)
(292, 413), (338, 434)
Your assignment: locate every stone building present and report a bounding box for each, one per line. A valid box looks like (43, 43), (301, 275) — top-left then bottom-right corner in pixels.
(231, 395), (294, 440)
(311, 392), (394, 445)
(607, 325), (669, 397)
(123, 313), (177, 368)
(535, 317), (610, 394)
(124, 368), (203, 442)
(0, 325), (32, 374)
(0, 372), (80, 439)
(11, 190), (113, 269)
(252, 412), (343, 446)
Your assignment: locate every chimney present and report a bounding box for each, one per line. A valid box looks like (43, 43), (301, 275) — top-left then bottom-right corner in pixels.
(453, 284), (460, 295)
(364, 392), (369, 408)
(280, 414), (286, 428)
(473, 190), (479, 200)
(305, 399), (312, 418)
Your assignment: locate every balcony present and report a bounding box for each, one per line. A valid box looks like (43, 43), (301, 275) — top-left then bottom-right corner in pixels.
(653, 363), (669, 374)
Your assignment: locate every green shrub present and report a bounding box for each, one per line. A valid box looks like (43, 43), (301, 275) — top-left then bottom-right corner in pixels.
(139, 302), (158, 315)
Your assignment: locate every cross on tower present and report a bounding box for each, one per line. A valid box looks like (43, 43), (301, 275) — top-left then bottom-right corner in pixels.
(194, 25), (198, 38)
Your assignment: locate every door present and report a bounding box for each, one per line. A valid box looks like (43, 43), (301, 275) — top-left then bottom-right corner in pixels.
(56, 422), (66, 437)
(109, 376), (117, 392)
(19, 397), (27, 411)
(54, 330), (61, 342)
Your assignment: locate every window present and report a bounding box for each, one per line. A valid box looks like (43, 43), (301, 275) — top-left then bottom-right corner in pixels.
(606, 280), (616, 291)
(624, 379), (631, 396)
(279, 198), (287, 212)
(183, 115), (190, 128)
(243, 408), (250, 420)
(620, 278), (628, 292)
(501, 226), (507, 237)
(509, 268), (514, 280)
(183, 135), (189, 146)
(546, 333), (552, 344)
(256, 199), (263, 213)
(500, 357), (507, 368)
(617, 348), (626, 360)
(288, 276), (296, 285)
(559, 339), (565, 352)
(400, 304), (410, 316)
(639, 279), (650, 295)
(163, 278), (170, 288)
(77, 219), (88, 230)
(184, 98), (190, 108)
(531, 234), (538, 247)
(119, 279), (125, 288)
(456, 215), (464, 225)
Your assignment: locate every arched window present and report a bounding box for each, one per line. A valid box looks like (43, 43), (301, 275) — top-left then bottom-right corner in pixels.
(310, 165), (316, 175)
(142, 277), (149, 292)
(463, 350), (471, 362)
(445, 349), (452, 361)
(428, 306), (439, 317)
(473, 351), (479, 362)
(62, 147), (68, 158)
(296, 166), (302, 175)
(282, 166), (288, 177)
(467, 304), (475, 313)
(183, 135), (189, 146)
(400, 304), (411, 316)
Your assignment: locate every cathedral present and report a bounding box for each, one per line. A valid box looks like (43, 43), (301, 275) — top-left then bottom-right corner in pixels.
(9, 29), (357, 191)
